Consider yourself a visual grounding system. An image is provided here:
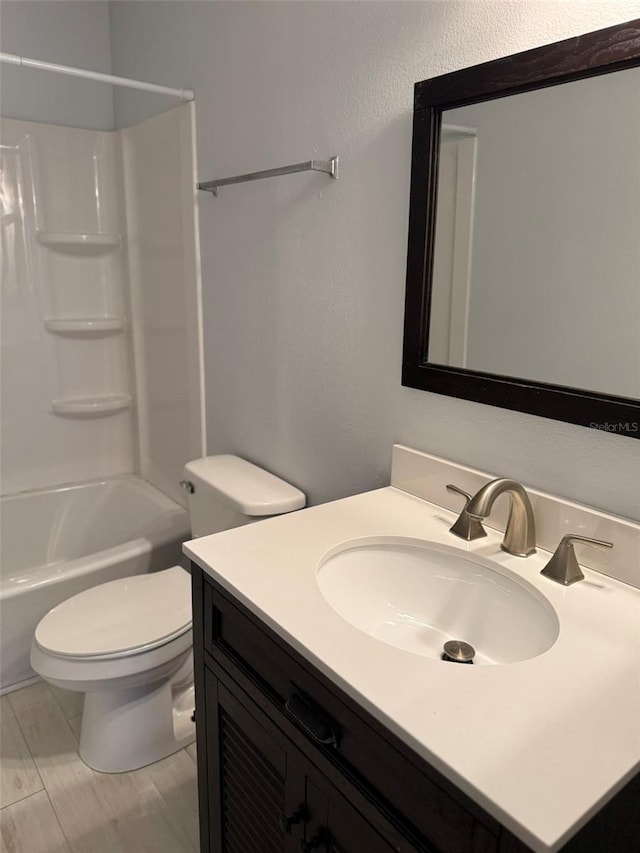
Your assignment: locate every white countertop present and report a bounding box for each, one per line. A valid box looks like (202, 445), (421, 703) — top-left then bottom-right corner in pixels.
(185, 486), (640, 853)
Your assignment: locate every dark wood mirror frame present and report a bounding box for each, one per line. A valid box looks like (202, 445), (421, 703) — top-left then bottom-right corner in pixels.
(402, 19), (640, 439)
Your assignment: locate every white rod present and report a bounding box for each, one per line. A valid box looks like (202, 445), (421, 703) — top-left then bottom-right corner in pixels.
(0, 52), (195, 101)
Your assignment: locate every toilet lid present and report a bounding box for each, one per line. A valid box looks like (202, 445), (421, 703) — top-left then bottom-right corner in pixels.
(34, 567), (192, 659)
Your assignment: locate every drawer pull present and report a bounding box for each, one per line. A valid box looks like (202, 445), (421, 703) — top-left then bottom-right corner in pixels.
(285, 691), (339, 748)
(280, 804), (307, 833)
(298, 829), (329, 852)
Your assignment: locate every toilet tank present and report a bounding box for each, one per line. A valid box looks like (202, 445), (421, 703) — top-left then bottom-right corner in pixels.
(182, 455), (306, 537)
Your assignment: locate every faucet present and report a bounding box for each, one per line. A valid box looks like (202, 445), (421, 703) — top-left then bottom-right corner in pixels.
(465, 478), (536, 557)
(541, 534), (613, 585)
(446, 484), (488, 541)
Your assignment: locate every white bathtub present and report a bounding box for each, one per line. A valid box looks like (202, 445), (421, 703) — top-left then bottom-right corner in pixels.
(0, 475), (190, 693)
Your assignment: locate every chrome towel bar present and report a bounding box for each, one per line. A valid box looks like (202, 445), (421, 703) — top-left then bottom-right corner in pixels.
(197, 156), (338, 196)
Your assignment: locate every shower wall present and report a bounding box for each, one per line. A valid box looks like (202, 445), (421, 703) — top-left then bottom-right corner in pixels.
(0, 103), (204, 500)
(120, 104), (205, 506)
(0, 117), (134, 494)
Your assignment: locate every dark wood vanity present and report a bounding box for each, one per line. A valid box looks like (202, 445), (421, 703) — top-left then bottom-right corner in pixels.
(191, 565), (639, 853)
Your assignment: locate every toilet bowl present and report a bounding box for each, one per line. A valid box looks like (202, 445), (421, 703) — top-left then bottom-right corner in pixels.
(31, 455), (305, 773)
(31, 566), (194, 772)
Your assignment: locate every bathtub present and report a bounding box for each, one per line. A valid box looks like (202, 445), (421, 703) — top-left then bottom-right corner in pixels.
(0, 475), (190, 693)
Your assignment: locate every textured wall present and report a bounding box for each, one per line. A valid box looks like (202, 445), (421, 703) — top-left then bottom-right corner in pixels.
(0, 0), (114, 130)
(109, 1), (640, 519)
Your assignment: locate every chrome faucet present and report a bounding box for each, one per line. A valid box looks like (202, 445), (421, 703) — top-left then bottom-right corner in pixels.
(464, 478), (536, 557)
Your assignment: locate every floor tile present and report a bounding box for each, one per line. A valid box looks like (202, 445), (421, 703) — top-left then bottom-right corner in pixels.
(7, 684), (199, 853)
(87, 761), (197, 853)
(13, 687), (133, 852)
(6, 682), (58, 716)
(67, 714), (82, 743)
(0, 789), (71, 853)
(49, 685), (84, 721)
(136, 749), (199, 850)
(185, 742), (197, 763)
(0, 696), (43, 808)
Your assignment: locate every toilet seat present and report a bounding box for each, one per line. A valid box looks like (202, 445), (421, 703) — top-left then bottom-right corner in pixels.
(34, 566), (192, 660)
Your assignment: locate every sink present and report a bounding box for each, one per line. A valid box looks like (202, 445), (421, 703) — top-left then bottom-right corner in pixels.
(317, 537), (559, 665)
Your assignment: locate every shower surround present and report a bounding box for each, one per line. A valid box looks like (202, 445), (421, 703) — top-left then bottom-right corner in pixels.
(0, 103), (204, 692)
(1, 116), (133, 492)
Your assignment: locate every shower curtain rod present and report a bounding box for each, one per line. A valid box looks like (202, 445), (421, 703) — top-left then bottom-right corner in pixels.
(0, 52), (195, 101)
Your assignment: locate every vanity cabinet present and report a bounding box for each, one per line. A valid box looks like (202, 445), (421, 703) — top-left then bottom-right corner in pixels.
(192, 565), (639, 853)
(205, 671), (405, 852)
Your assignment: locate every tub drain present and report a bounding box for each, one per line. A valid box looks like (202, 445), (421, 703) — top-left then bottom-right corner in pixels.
(441, 640), (475, 664)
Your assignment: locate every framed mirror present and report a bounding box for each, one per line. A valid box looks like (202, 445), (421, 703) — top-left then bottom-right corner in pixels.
(402, 19), (640, 439)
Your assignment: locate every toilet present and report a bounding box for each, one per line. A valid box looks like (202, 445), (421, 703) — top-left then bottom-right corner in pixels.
(30, 455), (305, 773)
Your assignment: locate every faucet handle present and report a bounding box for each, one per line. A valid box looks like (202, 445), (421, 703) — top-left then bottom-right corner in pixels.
(446, 484), (472, 502)
(446, 484), (487, 541)
(541, 534), (613, 586)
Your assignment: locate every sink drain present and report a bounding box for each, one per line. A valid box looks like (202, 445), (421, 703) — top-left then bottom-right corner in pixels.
(441, 640), (475, 664)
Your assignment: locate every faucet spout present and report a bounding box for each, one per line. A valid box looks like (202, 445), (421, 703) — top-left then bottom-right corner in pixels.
(466, 478), (536, 557)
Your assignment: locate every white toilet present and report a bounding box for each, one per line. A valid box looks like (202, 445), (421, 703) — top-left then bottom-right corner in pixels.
(31, 455), (305, 773)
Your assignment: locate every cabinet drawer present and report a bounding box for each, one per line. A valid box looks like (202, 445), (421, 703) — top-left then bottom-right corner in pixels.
(202, 575), (499, 853)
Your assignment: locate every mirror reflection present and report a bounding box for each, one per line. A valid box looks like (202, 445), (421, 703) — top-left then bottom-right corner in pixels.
(428, 67), (640, 400)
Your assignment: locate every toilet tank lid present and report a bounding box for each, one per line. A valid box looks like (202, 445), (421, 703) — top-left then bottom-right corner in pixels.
(183, 455), (306, 516)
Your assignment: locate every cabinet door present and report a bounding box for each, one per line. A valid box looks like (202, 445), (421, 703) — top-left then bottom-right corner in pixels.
(205, 670), (306, 853)
(328, 797), (400, 853)
(205, 664), (420, 853)
(303, 778), (399, 853)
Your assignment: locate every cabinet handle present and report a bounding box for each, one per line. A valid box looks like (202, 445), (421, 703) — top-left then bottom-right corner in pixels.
(298, 829), (328, 852)
(285, 691), (339, 748)
(279, 804), (307, 833)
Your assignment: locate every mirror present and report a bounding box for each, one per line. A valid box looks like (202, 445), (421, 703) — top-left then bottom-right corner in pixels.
(403, 19), (640, 439)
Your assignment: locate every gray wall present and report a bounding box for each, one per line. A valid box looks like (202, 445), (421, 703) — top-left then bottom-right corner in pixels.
(0, 0), (114, 129)
(109, 0), (639, 519)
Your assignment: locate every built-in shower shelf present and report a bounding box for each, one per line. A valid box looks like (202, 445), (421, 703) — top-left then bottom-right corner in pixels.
(51, 394), (131, 418)
(45, 317), (126, 336)
(36, 230), (121, 253)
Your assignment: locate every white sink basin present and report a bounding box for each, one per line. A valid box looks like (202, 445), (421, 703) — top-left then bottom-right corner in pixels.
(317, 537), (559, 665)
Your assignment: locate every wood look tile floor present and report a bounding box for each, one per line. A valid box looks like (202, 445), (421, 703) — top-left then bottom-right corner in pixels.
(0, 683), (199, 852)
